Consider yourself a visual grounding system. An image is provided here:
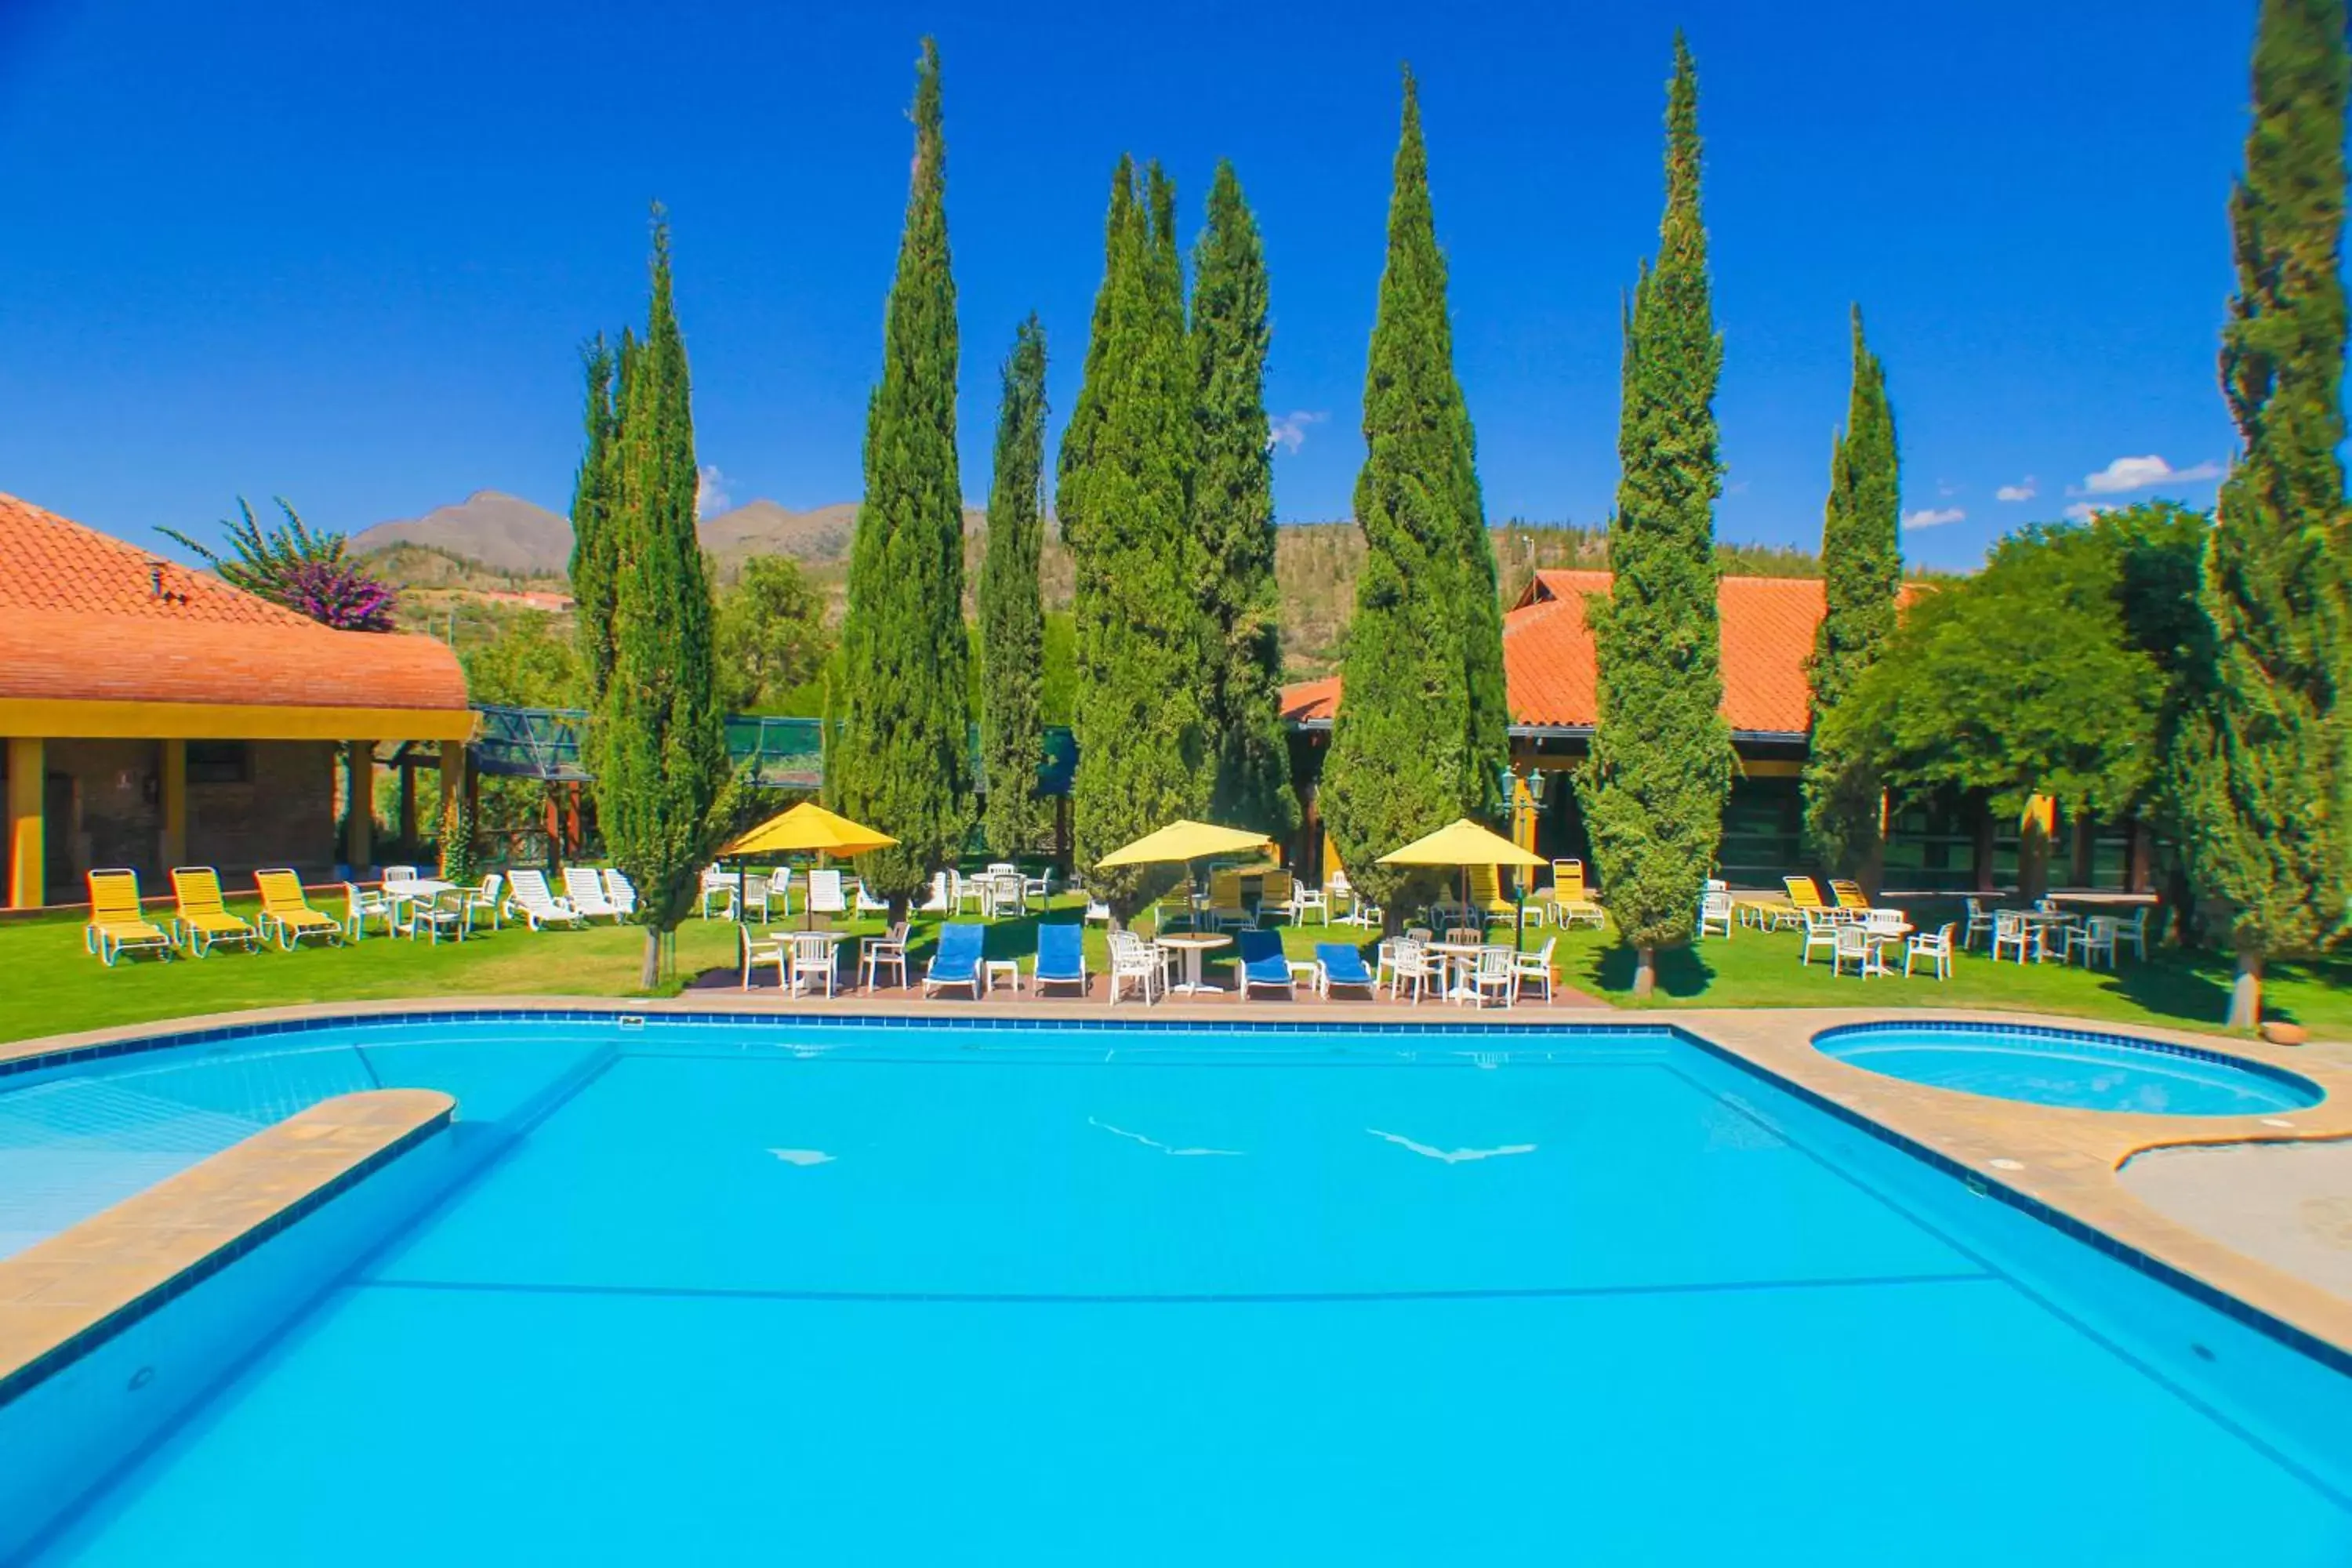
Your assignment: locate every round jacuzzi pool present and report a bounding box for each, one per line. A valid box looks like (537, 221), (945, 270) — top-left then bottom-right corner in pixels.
(1811, 1022), (2324, 1116)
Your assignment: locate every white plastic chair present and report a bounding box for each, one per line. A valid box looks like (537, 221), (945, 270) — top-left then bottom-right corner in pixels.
(699, 866), (736, 919)
(739, 923), (784, 989)
(465, 873), (503, 931)
(2067, 916), (2119, 969)
(343, 881), (390, 940)
(1962, 896), (1994, 952)
(1830, 922), (1875, 978)
(789, 932), (837, 997)
(1800, 910), (1842, 967)
(1463, 946), (1515, 1009)
(381, 865), (420, 888)
(1991, 911), (2034, 965)
(1389, 940), (1439, 1003)
(1906, 921), (1955, 980)
(1697, 888), (1733, 940)
(1107, 931), (1161, 1006)
(1514, 936), (1557, 1004)
(2116, 906), (2151, 960)
(862, 923), (910, 991)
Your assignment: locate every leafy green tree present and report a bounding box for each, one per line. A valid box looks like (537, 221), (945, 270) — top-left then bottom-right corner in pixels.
(461, 610), (584, 708)
(716, 555), (831, 713)
(1802, 307), (1902, 890)
(1577, 35), (1735, 997)
(1062, 158), (1207, 920)
(1820, 517), (2201, 902)
(567, 334), (623, 708)
(1323, 70), (1486, 916)
(1041, 610), (1076, 724)
(2180, 0), (2352, 1028)
(829, 38), (974, 911)
(593, 211), (731, 987)
(1457, 423), (1508, 819)
(1191, 162), (1298, 841)
(979, 315), (1050, 858)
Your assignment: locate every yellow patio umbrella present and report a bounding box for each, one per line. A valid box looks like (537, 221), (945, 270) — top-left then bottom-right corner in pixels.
(724, 801), (898, 858)
(1094, 819), (1273, 867)
(720, 802), (898, 928)
(1377, 818), (1545, 920)
(1094, 819), (1275, 931)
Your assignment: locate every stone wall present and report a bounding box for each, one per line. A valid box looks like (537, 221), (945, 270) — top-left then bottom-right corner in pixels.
(187, 742), (337, 880)
(34, 739), (338, 895)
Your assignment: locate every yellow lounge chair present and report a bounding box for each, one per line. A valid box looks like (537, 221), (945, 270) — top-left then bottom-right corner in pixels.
(1202, 870), (1250, 930)
(1829, 878), (1871, 913)
(1466, 863), (1518, 927)
(84, 869), (174, 966)
(254, 869), (343, 950)
(1552, 859), (1605, 929)
(1784, 875), (1828, 912)
(169, 866), (261, 956)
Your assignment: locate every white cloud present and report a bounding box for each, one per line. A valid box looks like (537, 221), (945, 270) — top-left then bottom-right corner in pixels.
(1902, 506), (1965, 530)
(695, 463), (732, 520)
(2063, 501), (2116, 523)
(2080, 454), (2221, 495)
(1995, 477), (2036, 503)
(1268, 410), (1328, 454)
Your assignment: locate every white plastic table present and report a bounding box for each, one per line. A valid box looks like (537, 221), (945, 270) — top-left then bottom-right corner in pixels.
(1156, 932), (1231, 996)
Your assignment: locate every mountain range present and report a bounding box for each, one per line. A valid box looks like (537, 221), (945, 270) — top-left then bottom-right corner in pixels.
(352, 490), (982, 576)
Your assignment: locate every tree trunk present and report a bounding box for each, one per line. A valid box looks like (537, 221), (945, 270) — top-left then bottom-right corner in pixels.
(1632, 945), (1657, 1000)
(2017, 817), (2051, 902)
(2227, 949), (2263, 1031)
(640, 926), (662, 991)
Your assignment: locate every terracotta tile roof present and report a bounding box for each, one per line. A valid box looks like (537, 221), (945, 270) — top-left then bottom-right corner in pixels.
(1280, 568), (1915, 737)
(0, 492), (470, 712)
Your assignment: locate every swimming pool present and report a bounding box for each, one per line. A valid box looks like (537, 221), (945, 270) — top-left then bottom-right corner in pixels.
(9, 1014), (2352, 1564)
(1813, 1021), (2325, 1116)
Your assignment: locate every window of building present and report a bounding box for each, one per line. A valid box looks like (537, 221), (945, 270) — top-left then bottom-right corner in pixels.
(1883, 789), (1979, 892)
(185, 741), (252, 785)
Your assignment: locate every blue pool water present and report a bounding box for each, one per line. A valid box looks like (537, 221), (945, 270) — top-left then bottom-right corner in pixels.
(10, 1017), (2352, 1564)
(1813, 1022), (2325, 1116)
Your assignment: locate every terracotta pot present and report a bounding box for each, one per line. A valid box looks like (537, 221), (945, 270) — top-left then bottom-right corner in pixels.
(2258, 1020), (2309, 1047)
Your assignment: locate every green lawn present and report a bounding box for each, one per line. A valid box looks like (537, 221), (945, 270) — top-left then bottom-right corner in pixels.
(3, 891), (2344, 1046)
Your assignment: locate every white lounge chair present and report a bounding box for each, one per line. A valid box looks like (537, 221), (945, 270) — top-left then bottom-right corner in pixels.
(604, 868), (637, 919)
(564, 867), (622, 922)
(918, 871), (953, 914)
(854, 877), (889, 915)
(505, 869), (586, 930)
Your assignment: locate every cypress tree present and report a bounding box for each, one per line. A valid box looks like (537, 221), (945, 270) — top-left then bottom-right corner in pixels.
(1576, 35), (1735, 998)
(1802, 306), (1901, 891)
(594, 212), (730, 988)
(1458, 408), (1508, 818)
(830, 38), (973, 911)
(2183, 0), (2351, 1028)
(979, 314), (1049, 859)
(1323, 69), (1490, 914)
(568, 332), (622, 711)
(1064, 158), (1207, 920)
(1190, 161), (1298, 840)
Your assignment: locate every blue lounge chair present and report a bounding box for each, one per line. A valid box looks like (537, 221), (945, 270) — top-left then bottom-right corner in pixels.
(1313, 942), (1377, 999)
(1235, 927), (1305, 1000)
(1034, 924), (1087, 996)
(923, 922), (985, 998)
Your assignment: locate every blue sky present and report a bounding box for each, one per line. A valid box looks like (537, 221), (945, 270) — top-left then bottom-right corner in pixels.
(0, 0), (2258, 570)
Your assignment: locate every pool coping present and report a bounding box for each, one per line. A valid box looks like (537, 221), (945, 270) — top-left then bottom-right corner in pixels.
(0, 1089), (456, 1409)
(2, 996), (2349, 1375)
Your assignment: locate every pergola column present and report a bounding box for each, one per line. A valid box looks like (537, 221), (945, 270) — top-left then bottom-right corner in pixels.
(6, 736), (42, 909)
(344, 739), (373, 873)
(159, 739), (187, 869)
